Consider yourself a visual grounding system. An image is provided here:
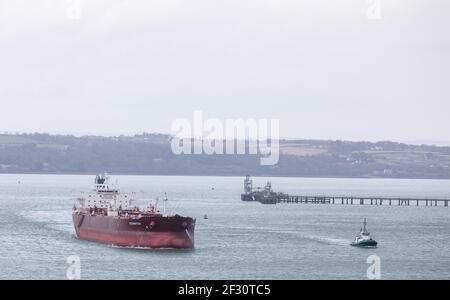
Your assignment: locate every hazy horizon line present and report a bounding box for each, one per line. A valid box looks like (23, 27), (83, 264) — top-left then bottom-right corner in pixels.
(2, 130), (450, 147)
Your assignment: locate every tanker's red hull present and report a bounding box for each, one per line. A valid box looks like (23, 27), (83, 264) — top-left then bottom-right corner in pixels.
(72, 212), (195, 249)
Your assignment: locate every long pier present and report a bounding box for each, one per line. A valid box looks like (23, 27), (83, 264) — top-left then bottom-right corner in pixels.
(241, 176), (450, 207)
(276, 195), (449, 207)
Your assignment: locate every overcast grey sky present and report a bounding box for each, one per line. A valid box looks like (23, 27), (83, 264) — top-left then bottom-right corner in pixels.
(0, 0), (449, 142)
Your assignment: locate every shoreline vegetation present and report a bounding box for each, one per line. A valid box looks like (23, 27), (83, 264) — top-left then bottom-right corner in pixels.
(1, 133), (450, 179)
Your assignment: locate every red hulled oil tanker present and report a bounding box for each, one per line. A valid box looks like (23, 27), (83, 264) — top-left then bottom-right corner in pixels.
(72, 174), (195, 249)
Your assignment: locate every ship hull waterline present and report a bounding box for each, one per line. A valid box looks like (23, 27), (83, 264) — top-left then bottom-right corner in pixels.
(72, 212), (195, 249)
(350, 240), (378, 248)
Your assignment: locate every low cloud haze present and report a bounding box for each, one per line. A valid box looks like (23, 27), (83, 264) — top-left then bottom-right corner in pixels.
(0, 0), (449, 142)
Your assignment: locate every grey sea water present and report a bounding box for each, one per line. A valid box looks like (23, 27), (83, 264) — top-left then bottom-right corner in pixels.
(0, 174), (449, 279)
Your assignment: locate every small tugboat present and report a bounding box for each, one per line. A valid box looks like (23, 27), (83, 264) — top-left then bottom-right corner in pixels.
(350, 218), (378, 248)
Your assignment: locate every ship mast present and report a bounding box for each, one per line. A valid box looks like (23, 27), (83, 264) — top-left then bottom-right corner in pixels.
(163, 192), (168, 215)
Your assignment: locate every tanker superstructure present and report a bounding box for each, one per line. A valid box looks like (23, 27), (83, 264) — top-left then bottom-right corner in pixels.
(72, 174), (195, 249)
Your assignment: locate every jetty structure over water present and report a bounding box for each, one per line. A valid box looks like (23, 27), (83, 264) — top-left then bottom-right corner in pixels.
(241, 175), (450, 207)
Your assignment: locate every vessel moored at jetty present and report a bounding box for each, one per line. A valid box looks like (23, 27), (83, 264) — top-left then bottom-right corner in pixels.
(72, 174), (195, 249)
(241, 175), (278, 204)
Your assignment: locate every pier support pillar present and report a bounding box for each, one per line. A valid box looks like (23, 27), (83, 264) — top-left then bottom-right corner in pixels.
(446, 201), (448, 207)
(389, 199), (391, 206)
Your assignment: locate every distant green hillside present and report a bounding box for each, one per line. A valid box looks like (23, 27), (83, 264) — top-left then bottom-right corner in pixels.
(1, 133), (450, 179)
